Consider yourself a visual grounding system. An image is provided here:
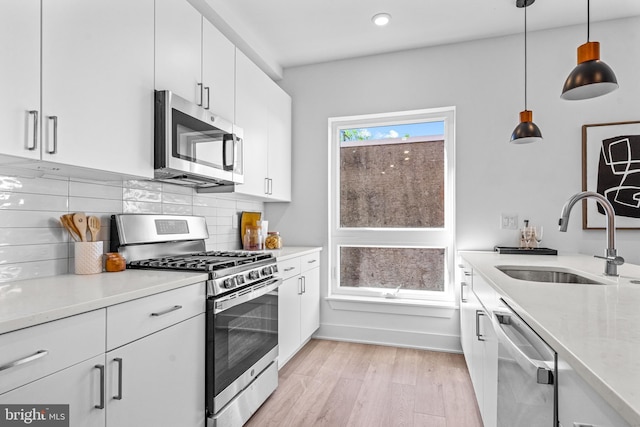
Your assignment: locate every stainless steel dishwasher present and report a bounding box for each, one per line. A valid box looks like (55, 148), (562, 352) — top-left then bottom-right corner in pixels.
(493, 299), (558, 426)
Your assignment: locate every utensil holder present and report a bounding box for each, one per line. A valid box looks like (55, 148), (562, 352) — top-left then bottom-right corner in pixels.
(74, 241), (103, 275)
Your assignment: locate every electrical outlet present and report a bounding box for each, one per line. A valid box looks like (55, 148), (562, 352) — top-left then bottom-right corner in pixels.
(500, 213), (518, 230)
(232, 214), (238, 229)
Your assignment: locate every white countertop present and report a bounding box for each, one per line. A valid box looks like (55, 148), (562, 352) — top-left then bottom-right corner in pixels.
(459, 251), (640, 426)
(0, 270), (208, 335)
(269, 246), (322, 261)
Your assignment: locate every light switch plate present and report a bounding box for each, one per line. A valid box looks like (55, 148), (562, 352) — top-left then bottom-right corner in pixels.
(500, 213), (518, 230)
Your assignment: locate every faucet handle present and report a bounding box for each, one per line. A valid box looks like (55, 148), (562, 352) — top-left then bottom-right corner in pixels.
(594, 254), (625, 266)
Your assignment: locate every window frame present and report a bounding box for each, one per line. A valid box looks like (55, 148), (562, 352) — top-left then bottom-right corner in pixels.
(328, 107), (456, 303)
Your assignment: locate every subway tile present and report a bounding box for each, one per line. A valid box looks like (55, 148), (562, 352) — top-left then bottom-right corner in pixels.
(0, 227), (67, 246)
(122, 187), (162, 202)
(0, 210), (66, 228)
(69, 197), (122, 214)
(123, 200), (162, 214)
(162, 204), (193, 215)
(124, 180), (163, 191)
(0, 175), (68, 195)
(0, 192), (68, 211)
(162, 192), (192, 205)
(162, 182), (193, 195)
(217, 207), (236, 218)
(0, 243), (68, 264)
(0, 259), (68, 283)
(69, 181), (122, 200)
(237, 200), (264, 212)
(193, 205), (217, 217)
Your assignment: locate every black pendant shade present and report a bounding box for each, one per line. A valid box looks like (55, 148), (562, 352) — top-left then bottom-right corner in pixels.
(561, 41), (618, 100)
(511, 110), (543, 144)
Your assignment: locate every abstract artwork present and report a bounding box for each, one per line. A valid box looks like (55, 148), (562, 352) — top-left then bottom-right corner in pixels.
(582, 121), (640, 229)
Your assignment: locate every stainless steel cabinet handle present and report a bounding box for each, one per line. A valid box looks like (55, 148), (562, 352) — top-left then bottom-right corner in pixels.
(283, 267), (296, 272)
(48, 116), (58, 154)
(0, 350), (48, 372)
(302, 276), (306, 294)
(113, 357), (123, 400)
(150, 305), (182, 317)
(476, 310), (485, 341)
(460, 281), (468, 303)
(297, 277), (303, 295)
(264, 177), (269, 195)
(197, 83), (203, 106)
(28, 110), (38, 150)
(307, 259), (317, 264)
(204, 86), (210, 110)
(94, 364), (105, 409)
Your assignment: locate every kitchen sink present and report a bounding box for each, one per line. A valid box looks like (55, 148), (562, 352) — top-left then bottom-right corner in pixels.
(496, 265), (605, 285)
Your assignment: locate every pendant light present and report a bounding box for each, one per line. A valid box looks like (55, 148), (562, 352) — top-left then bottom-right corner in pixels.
(511, 0), (543, 144)
(561, 0), (618, 100)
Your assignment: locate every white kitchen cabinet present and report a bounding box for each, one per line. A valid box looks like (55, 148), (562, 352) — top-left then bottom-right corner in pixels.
(277, 251), (321, 367)
(235, 49), (292, 202)
(0, 0), (40, 163)
(104, 283), (206, 427)
(0, 0), (155, 179)
(0, 310), (106, 427)
(155, 0), (236, 121)
(458, 262), (498, 427)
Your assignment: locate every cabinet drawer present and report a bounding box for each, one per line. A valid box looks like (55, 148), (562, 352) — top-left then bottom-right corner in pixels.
(300, 252), (320, 273)
(106, 282), (205, 350)
(278, 258), (300, 280)
(0, 309), (106, 396)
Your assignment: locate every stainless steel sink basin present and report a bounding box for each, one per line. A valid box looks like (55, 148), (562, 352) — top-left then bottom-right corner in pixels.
(496, 265), (605, 285)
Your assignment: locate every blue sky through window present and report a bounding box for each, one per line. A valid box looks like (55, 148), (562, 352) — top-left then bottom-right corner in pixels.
(340, 121), (444, 142)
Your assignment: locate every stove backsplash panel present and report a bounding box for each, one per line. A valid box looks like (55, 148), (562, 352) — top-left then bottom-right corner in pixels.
(0, 175), (263, 283)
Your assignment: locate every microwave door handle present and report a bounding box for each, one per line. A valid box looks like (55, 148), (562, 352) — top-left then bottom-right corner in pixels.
(222, 134), (234, 171)
(493, 312), (554, 385)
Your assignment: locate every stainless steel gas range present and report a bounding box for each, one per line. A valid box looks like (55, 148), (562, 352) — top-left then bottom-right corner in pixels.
(111, 214), (281, 427)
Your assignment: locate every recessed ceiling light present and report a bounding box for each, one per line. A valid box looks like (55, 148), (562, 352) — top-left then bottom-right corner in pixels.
(372, 13), (391, 26)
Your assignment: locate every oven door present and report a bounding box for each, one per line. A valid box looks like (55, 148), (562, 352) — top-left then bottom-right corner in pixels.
(155, 90), (243, 183)
(206, 277), (280, 417)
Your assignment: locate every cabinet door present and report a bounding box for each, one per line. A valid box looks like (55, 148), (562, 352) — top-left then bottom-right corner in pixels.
(278, 275), (301, 368)
(267, 81), (292, 201)
(106, 314), (205, 427)
(299, 267), (320, 341)
(41, 0), (154, 178)
(235, 49), (269, 198)
(202, 19), (235, 121)
(0, 355), (106, 427)
(0, 0), (40, 162)
(459, 274), (475, 372)
(154, 0), (202, 104)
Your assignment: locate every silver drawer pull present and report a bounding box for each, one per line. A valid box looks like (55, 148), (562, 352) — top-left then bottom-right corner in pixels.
(94, 364), (105, 409)
(283, 267), (296, 272)
(0, 350), (49, 372)
(150, 305), (183, 317)
(307, 259), (317, 264)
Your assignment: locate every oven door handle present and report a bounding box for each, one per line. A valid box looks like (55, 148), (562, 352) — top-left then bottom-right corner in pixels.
(493, 311), (555, 385)
(213, 277), (282, 314)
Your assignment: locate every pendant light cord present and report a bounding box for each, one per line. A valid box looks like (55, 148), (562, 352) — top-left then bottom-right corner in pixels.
(587, 0), (590, 41)
(524, 4), (528, 110)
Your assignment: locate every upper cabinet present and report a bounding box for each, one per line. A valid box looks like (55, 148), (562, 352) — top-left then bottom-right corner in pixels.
(235, 50), (292, 202)
(155, 0), (235, 121)
(0, 0), (155, 179)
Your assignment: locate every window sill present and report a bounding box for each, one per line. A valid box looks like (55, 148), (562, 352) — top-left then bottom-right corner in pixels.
(325, 295), (457, 318)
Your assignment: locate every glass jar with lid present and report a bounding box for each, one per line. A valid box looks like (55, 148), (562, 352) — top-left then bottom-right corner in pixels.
(265, 231), (282, 249)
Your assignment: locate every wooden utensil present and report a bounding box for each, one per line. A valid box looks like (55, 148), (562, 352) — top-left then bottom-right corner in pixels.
(87, 216), (101, 242)
(73, 212), (87, 242)
(60, 215), (80, 241)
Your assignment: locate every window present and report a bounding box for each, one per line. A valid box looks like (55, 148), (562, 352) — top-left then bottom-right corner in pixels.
(328, 107), (455, 303)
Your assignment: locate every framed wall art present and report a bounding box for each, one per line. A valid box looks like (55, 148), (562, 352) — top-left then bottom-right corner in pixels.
(582, 120), (640, 229)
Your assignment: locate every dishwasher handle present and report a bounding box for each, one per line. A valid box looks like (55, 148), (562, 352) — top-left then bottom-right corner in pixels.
(493, 311), (554, 385)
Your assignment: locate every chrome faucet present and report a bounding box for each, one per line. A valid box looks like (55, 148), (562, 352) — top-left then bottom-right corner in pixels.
(558, 191), (624, 276)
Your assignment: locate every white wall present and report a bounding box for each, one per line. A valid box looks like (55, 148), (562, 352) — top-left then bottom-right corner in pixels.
(266, 16), (640, 352)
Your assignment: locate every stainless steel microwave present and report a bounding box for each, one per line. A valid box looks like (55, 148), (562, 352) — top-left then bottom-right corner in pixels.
(154, 90), (243, 187)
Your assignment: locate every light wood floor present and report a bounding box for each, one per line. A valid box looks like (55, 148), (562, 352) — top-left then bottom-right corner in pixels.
(246, 339), (483, 427)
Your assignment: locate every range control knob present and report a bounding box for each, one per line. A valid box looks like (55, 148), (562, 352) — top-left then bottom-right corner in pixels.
(248, 270), (260, 280)
(261, 266), (273, 276)
(236, 275), (245, 285)
(223, 277), (237, 289)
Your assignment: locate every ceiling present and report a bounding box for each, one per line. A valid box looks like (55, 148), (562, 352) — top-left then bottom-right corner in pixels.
(195, 0), (640, 79)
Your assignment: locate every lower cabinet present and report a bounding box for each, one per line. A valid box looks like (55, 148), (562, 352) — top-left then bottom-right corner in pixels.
(277, 251), (321, 368)
(458, 262), (498, 427)
(0, 282), (206, 427)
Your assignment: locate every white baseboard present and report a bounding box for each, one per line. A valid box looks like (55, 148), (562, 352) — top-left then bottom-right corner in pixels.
(313, 323), (462, 353)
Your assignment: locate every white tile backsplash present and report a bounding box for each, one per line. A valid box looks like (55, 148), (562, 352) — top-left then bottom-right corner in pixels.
(0, 175), (263, 283)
